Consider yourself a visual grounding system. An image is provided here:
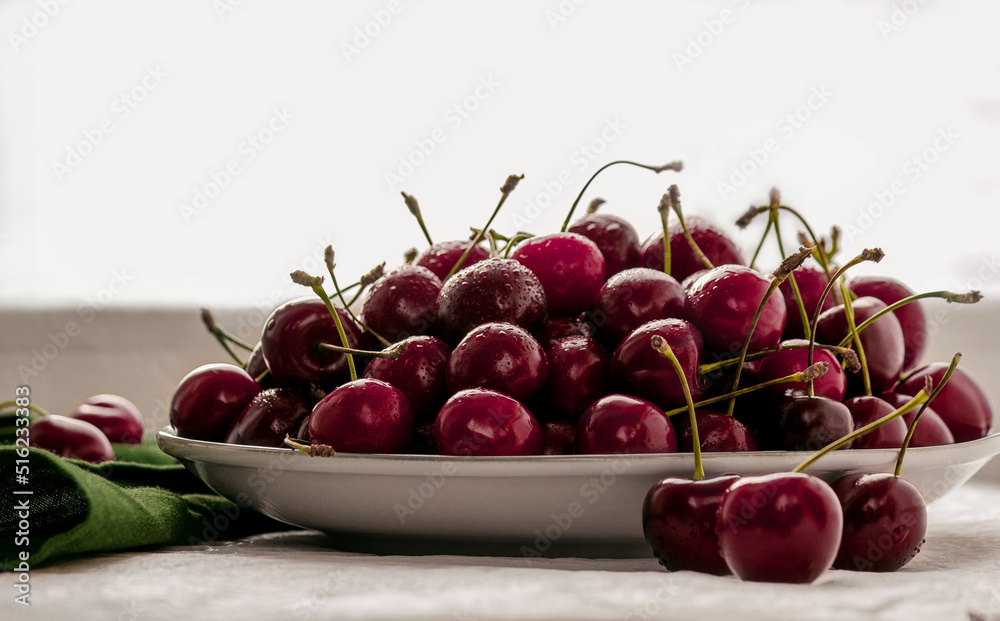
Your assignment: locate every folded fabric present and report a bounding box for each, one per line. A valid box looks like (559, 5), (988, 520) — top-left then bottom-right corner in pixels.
(0, 437), (291, 570)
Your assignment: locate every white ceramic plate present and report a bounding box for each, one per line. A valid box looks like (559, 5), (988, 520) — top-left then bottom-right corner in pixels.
(157, 428), (1000, 558)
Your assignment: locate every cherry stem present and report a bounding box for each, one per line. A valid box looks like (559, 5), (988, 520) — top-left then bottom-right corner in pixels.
(650, 334), (703, 480)
(501, 231), (534, 258)
(667, 185), (714, 271)
(894, 353), (962, 476)
(560, 160), (682, 232)
(663, 363), (828, 418)
(0, 401), (50, 418)
(768, 193), (812, 341)
(698, 343), (858, 375)
(254, 369), (270, 384)
(200, 308), (251, 366)
(586, 198), (605, 214)
(445, 174), (523, 281)
(290, 270), (357, 382)
(835, 290), (983, 348)
(323, 247), (391, 348)
(657, 193), (672, 276)
(317, 341), (410, 359)
(404, 248), (418, 264)
(283, 435), (336, 457)
(346, 263), (387, 308)
(777, 205), (830, 277)
(747, 213), (773, 270)
(792, 386), (931, 474)
(838, 278), (872, 396)
(401, 192), (434, 247)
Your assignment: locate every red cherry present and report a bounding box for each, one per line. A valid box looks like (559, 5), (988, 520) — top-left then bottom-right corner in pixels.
(309, 378), (414, 454)
(544, 336), (609, 420)
(567, 213), (642, 277)
(360, 265), (442, 342)
(537, 313), (595, 347)
(244, 342), (278, 389)
(574, 394), (678, 455)
(850, 275), (927, 372)
(363, 335), (451, 420)
(169, 363), (262, 441)
(757, 340), (846, 402)
(593, 268), (687, 348)
(433, 388), (542, 456)
(224, 388), (313, 447)
(261, 297), (362, 386)
(673, 410), (758, 453)
(69, 394), (144, 444)
(779, 264), (833, 339)
(610, 319), (705, 410)
(687, 265), (787, 354)
(640, 216), (746, 282)
(30, 415), (115, 463)
(897, 364), (994, 442)
(815, 296), (904, 396)
(778, 392), (853, 451)
(413, 239), (490, 281)
(878, 392), (954, 447)
(510, 232), (605, 315)
(844, 395), (906, 449)
(446, 322), (549, 403)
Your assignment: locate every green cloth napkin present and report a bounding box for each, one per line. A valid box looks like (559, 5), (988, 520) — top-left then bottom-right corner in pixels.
(0, 436), (291, 570)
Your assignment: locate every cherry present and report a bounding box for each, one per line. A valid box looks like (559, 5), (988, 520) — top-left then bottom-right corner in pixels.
(543, 336), (608, 420)
(244, 342), (278, 389)
(362, 335), (451, 420)
(687, 265), (787, 354)
(69, 394), (144, 444)
(758, 340), (846, 402)
(261, 297), (363, 386)
(224, 388), (313, 447)
(640, 216), (745, 282)
(413, 239), (490, 281)
(778, 392), (853, 451)
(850, 275), (927, 372)
(815, 296), (905, 396)
(878, 392), (954, 447)
(717, 473), (843, 583)
(169, 363), (262, 441)
(832, 473), (927, 572)
(610, 319), (705, 410)
(433, 388), (542, 456)
(446, 322), (549, 403)
(540, 419), (577, 455)
(643, 474), (741, 575)
(567, 213), (642, 277)
(537, 313), (594, 347)
(360, 264), (442, 342)
(510, 232), (605, 315)
(30, 415), (115, 463)
(294, 413), (310, 442)
(897, 363), (994, 442)
(436, 257), (547, 343)
(672, 410), (758, 453)
(680, 269), (709, 291)
(592, 268), (687, 348)
(844, 396), (906, 449)
(309, 378), (414, 454)
(778, 264), (833, 339)
(574, 394), (678, 455)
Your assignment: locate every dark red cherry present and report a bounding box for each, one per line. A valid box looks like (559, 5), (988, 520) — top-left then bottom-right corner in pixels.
(816, 297), (905, 396)
(510, 232), (605, 315)
(433, 388), (542, 456)
(643, 474), (741, 575)
(294, 413), (310, 442)
(537, 313), (594, 347)
(436, 258), (547, 343)
(687, 265), (787, 354)
(544, 336), (609, 420)
(878, 392), (954, 447)
(69, 393), (144, 444)
(832, 473), (927, 572)
(261, 297), (363, 386)
(673, 410), (758, 453)
(361, 265), (442, 342)
(758, 340), (846, 402)
(779, 264), (834, 339)
(592, 268), (687, 348)
(446, 322), (549, 403)
(540, 420), (576, 455)
(680, 269), (709, 291)
(567, 212), (642, 277)
(778, 392), (853, 451)
(610, 319), (704, 410)
(405, 420), (436, 455)
(309, 378), (414, 454)
(30, 415), (115, 463)
(850, 275), (926, 372)
(363, 335), (451, 420)
(640, 216), (745, 282)
(844, 395), (906, 449)
(574, 394), (677, 455)
(244, 342), (278, 389)
(413, 239), (490, 281)
(169, 363), (262, 441)
(224, 388), (313, 447)
(897, 364), (994, 442)
(717, 473), (843, 583)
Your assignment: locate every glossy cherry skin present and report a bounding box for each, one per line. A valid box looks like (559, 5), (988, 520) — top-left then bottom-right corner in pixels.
(610, 319), (705, 410)
(640, 216), (745, 282)
(224, 388), (312, 447)
(361, 265), (442, 343)
(778, 392), (853, 451)
(261, 297), (363, 387)
(309, 378), (414, 454)
(717, 473), (843, 583)
(30, 415), (116, 463)
(643, 474), (741, 575)
(433, 388), (542, 456)
(413, 239), (490, 281)
(850, 275), (926, 372)
(592, 268), (687, 348)
(544, 336), (608, 420)
(537, 313), (594, 347)
(540, 420), (576, 455)
(510, 232), (605, 316)
(779, 264), (833, 339)
(169, 363), (262, 441)
(574, 394), (677, 455)
(815, 296), (905, 396)
(69, 394), (144, 444)
(897, 364), (994, 442)
(244, 342), (278, 389)
(687, 265), (787, 354)
(567, 213), (642, 278)
(436, 258), (547, 344)
(844, 395), (906, 449)
(446, 322), (549, 403)
(680, 269), (709, 291)
(757, 339), (846, 402)
(878, 392), (954, 447)
(832, 473), (927, 572)
(363, 335), (451, 420)
(673, 410), (758, 453)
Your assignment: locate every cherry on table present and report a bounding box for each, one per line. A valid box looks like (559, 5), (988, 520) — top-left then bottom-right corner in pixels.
(757, 339), (846, 402)
(169, 363), (262, 442)
(610, 318), (705, 410)
(309, 378), (414, 454)
(510, 232), (605, 316)
(815, 296), (905, 396)
(850, 275), (927, 372)
(361, 264), (443, 343)
(446, 322), (549, 403)
(413, 239), (490, 281)
(30, 414), (116, 463)
(640, 216), (745, 282)
(592, 267), (687, 348)
(686, 264), (787, 354)
(69, 393), (144, 444)
(567, 212), (642, 278)
(844, 395), (906, 449)
(433, 388), (542, 456)
(224, 387), (313, 447)
(574, 394), (678, 455)
(543, 335), (608, 420)
(896, 363), (994, 442)
(878, 392), (954, 447)
(363, 335), (451, 421)
(261, 297), (363, 387)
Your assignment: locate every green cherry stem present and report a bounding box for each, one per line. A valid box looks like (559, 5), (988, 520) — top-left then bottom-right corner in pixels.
(318, 341), (410, 359)
(290, 270), (357, 382)
(894, 353), (962, 476)
(698, 343), (859, 375)
(838, 278), (872, 396)
(445, 174), (523, 281)
(324, 247), (391, 348)
(651, 334), (703, 481)
(0, 401), (50, 418)
(501, 231), (534, 258)
(668, 185), (714, 271)
(768, 190), (812, 341)
(559, 160), (683, 233)
(657, 193), (672, 276)
(401, 192), (434, 247)
(835, 290), (983, 348)
(777, 204), (830, 277)
(587, 198), (606, 214)
(200, 308), (252, 366)
(346, 262), (387, 308)
(283, 435), (335, 457)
